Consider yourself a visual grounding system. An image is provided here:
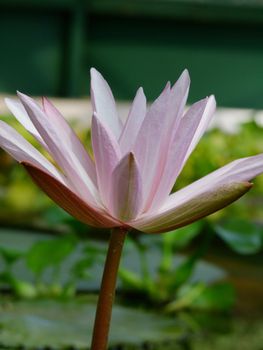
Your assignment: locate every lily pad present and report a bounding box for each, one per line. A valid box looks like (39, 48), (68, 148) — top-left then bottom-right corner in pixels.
(214, 219), (263, 255)
(0, 298), (185, 349)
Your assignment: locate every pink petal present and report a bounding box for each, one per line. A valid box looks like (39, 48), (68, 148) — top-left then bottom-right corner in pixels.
(149, 96), (215, 211)
(184, 95), (216, 162)
(109, 152), (143, 221)
(0, 120), (66, 184)
(42, 96), (97, 185)
(118, 87), (147, 154)
(90, 68), (122, 139)
(5, 98), (46, 148)
(167, 153), (263, 205)
(133, 83), (171, 205)
(91, 113), (121, 206)
(132, 153), (263, 233)
(133, 70), (190, 211)
(17, 92), (99, 206)
(22, 162), (123, 228)
(132, 181), (252, 233)
(168, 69), (191, 133)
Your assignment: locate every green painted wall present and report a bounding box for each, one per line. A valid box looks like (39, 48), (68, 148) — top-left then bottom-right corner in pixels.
(1, 1), (263, 108)
(0, 10), (65, 96)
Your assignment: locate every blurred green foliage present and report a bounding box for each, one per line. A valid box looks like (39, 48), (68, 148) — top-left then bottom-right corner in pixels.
(0, 231), (106, 299)
(119, 219), (263, 313)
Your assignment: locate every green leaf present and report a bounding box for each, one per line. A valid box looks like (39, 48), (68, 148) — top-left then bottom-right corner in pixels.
(167, 257), (196, 290)
(164, 221), (203, 249)
(71, 257), (95, 279)
(191, 283), (235, 311)
(0, 247), (22, 265)
(214, 219), (262, 254)
(0, 298), (185, 348)
(26, 235), (77, 276)
(11, 279), (37, 299)
(165, 282), (235, 313)
(119, 268), (144, 290)
(165, 283), (206, 313)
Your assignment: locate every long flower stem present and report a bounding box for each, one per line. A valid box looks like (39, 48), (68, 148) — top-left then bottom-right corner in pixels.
(90, 227), (128, 350)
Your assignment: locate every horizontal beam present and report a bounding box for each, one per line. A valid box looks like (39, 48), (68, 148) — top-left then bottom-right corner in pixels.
(1, 0), (263, 24)
(90, 0), (263, 25)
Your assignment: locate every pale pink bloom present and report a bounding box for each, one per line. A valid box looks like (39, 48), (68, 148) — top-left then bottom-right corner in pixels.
(1, 69), (263, 233)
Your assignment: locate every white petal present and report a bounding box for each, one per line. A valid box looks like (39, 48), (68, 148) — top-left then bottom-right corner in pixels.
(0, 120), (66, 184)
(168, 69), (191, 133)
(92, 113), (121, 206)
(133, 70), (190, 211)
(5, 98), (46, 148)
(42, 97), (97, 185)
(184, 95), (216, 162)
(18, 92), (99, 206)
(132, 182), (252, 233)
(149, 96), (214, 211)
(119, 87), (147, 154)
(133, 83), (171, 206)
(90, 68), (122, 139)
(132, 153), (263, 233)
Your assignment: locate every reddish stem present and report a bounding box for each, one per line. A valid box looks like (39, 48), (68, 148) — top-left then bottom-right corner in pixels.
(90, 227), (127, 350)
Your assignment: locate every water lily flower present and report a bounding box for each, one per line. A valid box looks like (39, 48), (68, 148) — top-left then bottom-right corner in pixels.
(1, 68), (263, 234)
(2, 68), (263, 350)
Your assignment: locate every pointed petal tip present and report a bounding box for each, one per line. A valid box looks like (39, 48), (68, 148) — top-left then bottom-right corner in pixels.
(42, 96), (48, 102)
(208, 94), (216, 105)
(90, 67), (95, 76)
(171, 69), (191, 91)
(16, 90), (32, 98)
(90, 67), (97, 73)
(196, 95), (216, 113)
(129, 151), (135, 159)
(90, 66), (122, 138)
(158, 81), (171, 96)
(206, 95), (217, 113)
(133, 180), (253, 234)
(137, 86), (146, 96)
(41, 96), (47, 109)
(136, 87), (146, 101)
(128, 152), (140, 166)
(181, 68), (190, 81)
(91, 112), (110, 133)
(17, 91), (33, 104)
(109, 150), (143, 221)
(198, 95), (215, 108)
(41, 96), (57, 113)
(90, 67), (101, 79)
(126, 151), (138, 167)
(92, 110), (119, 140)
(16, 90), (24, 97)
(165, 81), (171, 90)
(243, 181), (253, 189)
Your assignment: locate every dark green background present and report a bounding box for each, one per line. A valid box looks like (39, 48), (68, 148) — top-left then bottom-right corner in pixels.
(1, 0), (263, 108)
